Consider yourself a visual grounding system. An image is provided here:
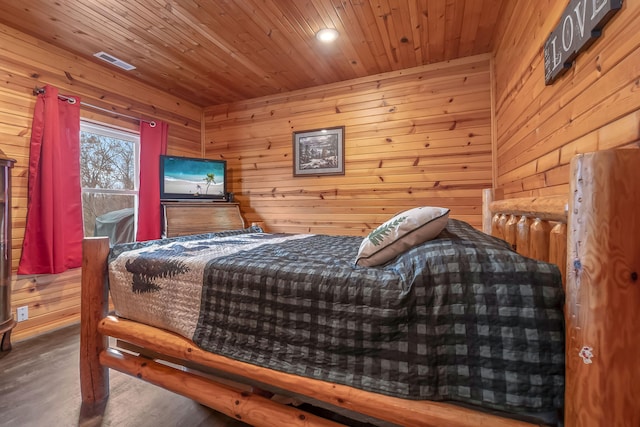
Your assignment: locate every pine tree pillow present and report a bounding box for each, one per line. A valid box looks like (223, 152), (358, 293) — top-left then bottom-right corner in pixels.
(355, 206), (450, 267)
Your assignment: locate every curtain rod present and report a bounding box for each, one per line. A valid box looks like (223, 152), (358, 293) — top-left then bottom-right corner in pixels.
(33, 87), (156, 127)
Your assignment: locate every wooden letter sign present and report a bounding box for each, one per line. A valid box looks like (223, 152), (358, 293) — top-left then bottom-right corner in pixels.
(544, 0), (622, 85)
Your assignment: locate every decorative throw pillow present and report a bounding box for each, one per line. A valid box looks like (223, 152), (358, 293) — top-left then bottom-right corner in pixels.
(355, 206), (450, 267)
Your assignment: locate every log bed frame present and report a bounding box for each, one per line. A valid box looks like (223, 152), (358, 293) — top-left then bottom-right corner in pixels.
(80, 149), (640, 427)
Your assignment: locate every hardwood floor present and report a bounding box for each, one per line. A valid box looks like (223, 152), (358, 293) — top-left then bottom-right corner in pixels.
(0, 323), (249, 427)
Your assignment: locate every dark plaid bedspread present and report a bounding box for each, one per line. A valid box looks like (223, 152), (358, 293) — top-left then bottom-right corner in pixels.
(109, 219), (564, 415)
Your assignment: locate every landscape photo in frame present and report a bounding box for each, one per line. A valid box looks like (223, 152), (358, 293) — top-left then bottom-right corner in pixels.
(293, 126), (345, 177)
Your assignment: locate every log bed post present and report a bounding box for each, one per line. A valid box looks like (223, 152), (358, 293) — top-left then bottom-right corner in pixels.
(80, 237), (110, 407)
(565, 149), (640, 426)
(482, 188), (503, 234)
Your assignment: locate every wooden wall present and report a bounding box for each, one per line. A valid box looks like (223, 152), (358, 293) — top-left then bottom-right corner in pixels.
(204, 55), (492, 236)
(0, 23), (202, 341)
(493, 0), (640, 198)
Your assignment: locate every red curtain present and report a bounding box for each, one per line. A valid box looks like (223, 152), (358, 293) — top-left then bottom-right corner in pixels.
(18, 85), (83, 275)
(136, 120), (168, 241)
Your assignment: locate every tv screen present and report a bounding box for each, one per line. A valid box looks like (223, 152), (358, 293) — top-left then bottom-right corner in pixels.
(160, 155), (227, 201)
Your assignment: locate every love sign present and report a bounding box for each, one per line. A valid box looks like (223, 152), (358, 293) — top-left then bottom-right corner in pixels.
(544, 0), (622, 85)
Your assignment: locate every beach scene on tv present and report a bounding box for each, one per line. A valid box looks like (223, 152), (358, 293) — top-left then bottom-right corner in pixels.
(162, 157), (225, 198)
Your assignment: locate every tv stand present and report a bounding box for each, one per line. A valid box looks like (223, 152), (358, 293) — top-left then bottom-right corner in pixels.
(161, 202), (245, 238)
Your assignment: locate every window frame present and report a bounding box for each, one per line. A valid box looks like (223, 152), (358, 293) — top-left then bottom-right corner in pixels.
(79, 120), (141, 238)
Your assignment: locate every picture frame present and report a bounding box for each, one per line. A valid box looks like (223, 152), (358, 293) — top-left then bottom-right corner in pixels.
(292, 126), (345, 177)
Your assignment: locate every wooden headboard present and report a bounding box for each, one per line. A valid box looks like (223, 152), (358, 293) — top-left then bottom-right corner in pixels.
(481, 149), (640, 426)
(482, 191), (568, 284)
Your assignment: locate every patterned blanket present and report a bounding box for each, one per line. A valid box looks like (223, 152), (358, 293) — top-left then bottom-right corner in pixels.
(108, 220), (564, 416)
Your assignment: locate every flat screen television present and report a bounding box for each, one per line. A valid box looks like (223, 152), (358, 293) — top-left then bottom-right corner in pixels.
(160, 155), (227, 201)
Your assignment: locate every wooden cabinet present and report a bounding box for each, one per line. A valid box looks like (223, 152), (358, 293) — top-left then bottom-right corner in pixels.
(162, 202), (245, 238)
(0, 150), (15, 352)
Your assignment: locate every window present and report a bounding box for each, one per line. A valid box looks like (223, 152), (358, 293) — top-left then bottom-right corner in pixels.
(80, 121), (139, 242)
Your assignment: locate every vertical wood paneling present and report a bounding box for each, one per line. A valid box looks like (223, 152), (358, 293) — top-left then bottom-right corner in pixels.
(493, 0), (640, 197)
(0, 23), (203, 341)
(204, 55), (492, 236)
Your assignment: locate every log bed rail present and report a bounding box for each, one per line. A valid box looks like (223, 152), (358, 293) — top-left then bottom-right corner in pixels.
(80, 149), (640, 427)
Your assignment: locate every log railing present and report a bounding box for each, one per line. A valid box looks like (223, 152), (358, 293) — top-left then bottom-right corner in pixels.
(482, 190), (568, 285)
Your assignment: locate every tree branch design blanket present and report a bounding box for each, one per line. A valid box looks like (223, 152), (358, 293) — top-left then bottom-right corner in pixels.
(108, 220), (564, 417)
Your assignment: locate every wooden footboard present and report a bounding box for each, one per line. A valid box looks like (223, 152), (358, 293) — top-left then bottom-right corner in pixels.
(80, 149), (640, 427)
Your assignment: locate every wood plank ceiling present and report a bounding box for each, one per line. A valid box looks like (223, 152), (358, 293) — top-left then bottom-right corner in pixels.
(0, 0), (506, 107)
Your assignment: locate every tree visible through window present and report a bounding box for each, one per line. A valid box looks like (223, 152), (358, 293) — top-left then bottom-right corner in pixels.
(80, 121), (139, 242)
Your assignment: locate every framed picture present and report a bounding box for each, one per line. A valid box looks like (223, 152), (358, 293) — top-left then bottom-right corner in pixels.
(293, 126), (345, 177)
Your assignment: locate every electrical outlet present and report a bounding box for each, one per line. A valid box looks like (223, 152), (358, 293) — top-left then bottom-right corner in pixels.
(16, 306), (28, 322)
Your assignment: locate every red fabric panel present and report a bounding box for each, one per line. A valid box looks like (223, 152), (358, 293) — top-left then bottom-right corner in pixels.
(18, 85), (83, 274)
(136, 120), (168, 241)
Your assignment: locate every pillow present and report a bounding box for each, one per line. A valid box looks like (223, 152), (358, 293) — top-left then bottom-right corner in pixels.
(355, 206), (450, 267)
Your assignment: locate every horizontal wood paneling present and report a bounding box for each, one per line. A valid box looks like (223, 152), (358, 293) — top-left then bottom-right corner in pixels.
(493, 0), (640, 198)
(204, 55), (492, 236)
(0, 23), (203, 341)
(10, 269), (83, 340)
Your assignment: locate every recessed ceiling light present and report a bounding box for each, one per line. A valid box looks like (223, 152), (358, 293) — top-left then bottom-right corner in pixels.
(316, 28), (339, 43)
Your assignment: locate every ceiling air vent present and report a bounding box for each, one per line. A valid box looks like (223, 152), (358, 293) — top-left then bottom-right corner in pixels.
(93, 51), (136, 71)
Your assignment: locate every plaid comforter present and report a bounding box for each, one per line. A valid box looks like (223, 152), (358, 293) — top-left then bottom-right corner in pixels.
(108, 220), (564, 415)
